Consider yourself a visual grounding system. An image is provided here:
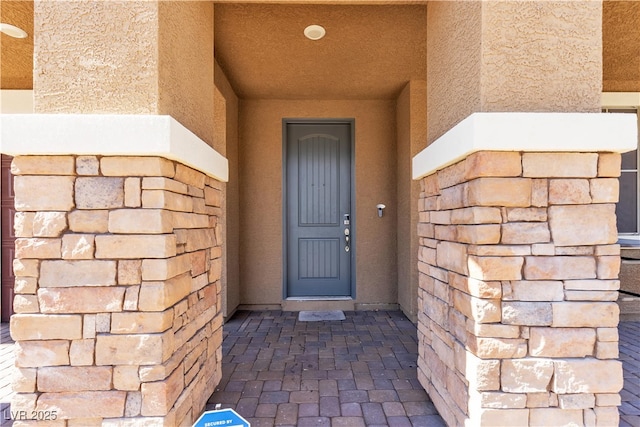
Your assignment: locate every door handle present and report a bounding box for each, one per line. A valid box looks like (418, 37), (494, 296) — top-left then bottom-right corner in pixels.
(344, 228), (350, 252)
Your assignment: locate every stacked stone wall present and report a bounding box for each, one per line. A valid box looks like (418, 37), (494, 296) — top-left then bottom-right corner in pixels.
(416, 151), (623, 426)
(9, 155), (223, 426)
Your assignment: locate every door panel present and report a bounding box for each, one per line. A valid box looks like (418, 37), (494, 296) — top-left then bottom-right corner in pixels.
(299, 239), (340, 279)
(1, 155), (15, 322)
(286, 123), (352, 297)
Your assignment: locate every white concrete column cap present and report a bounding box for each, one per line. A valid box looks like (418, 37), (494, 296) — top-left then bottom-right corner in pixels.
(0, 114), (228, 182)
(412, 112), (638, 180)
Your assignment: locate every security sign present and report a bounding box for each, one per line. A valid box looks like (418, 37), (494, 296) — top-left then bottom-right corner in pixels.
(192, 408), (250, 427)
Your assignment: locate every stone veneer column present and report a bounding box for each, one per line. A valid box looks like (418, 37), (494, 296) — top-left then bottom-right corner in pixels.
(413, 113), (637, 427)
(9, 154), (223, 426)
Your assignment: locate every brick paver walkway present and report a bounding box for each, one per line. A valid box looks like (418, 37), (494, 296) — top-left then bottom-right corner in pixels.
(1, 323), (14, 427)
(206, 311), (446, 427)
(619, 321), (640, 427)
(1, 318), (639, 426)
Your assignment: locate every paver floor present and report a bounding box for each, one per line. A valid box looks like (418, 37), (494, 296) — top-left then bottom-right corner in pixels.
(619, 321), (640, 427)
(1, 317), (639, 426)
(1, 323), (14, 427)
(205, 310), (446, 427)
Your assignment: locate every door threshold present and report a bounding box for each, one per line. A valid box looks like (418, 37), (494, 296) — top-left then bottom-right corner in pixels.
(282, 298), (355, 312)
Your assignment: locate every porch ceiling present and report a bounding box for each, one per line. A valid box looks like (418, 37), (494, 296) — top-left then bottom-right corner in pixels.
(213, 3), (427, 100)
(603, 0), (640, 92)
(0, 0), (33, 89)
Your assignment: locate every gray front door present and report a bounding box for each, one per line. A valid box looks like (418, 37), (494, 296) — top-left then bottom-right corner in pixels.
(286, 122), (352, 297)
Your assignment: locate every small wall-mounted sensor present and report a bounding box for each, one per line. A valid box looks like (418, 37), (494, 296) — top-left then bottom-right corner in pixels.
(376, 204), (386, 218)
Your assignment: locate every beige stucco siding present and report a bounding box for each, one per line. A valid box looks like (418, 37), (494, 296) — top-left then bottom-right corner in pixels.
(33, 1), (159, 114)
(158, 1), (215, 147)
(427, 1), (602, 144)
(32, 1), (216, 147)
(215, 61), (241, 317)
(239, 99), (397, 306)
(481, 1), (602, 114)
(396, 81), (427, 321)
(426, 1), (482, 144)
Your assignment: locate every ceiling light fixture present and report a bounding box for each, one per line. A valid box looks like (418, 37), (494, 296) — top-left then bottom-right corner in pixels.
(0, 23), (28, 39)
(304, 25), (325, 41)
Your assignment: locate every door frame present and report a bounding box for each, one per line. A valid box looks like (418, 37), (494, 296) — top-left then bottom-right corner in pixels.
(282, 118), (357, 299)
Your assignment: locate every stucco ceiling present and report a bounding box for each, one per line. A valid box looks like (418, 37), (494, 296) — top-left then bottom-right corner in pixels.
(0, 0), (33, 89)
(214, 3), (427, 100)
(603, 0), (640, 92)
